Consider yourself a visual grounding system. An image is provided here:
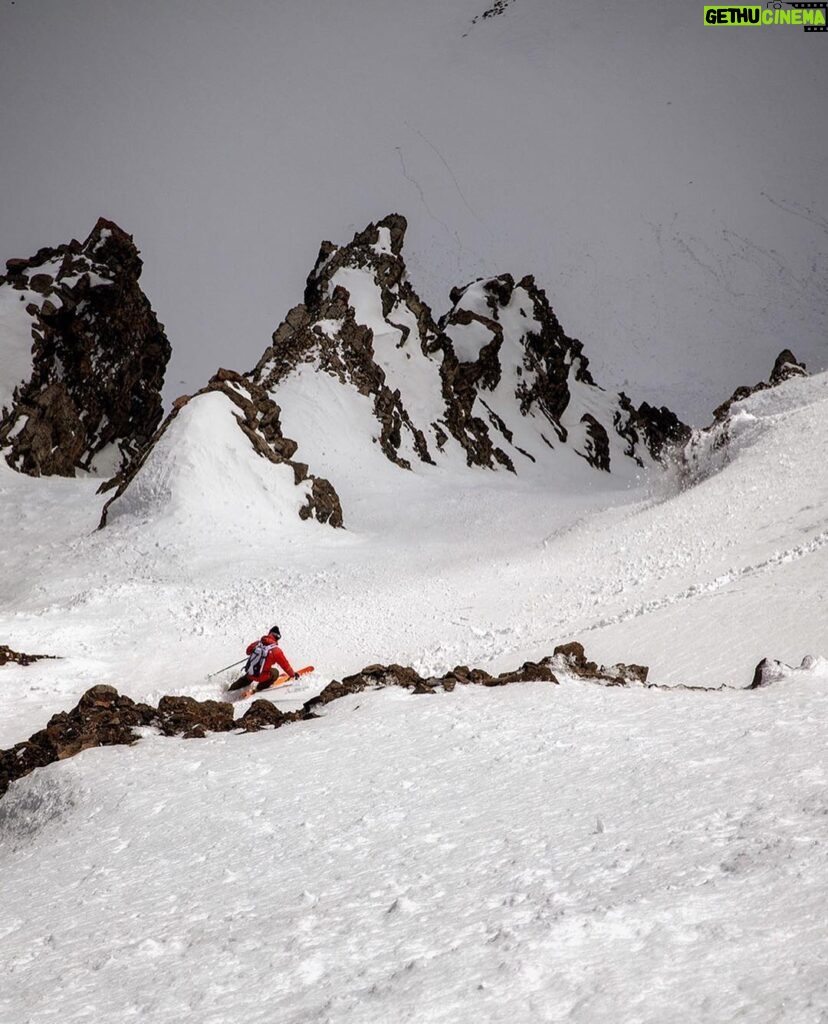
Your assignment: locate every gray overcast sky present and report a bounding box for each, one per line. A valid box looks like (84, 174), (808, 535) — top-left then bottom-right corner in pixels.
(1, 0), (826, 419)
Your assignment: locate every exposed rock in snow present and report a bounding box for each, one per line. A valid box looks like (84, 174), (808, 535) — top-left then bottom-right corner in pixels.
(618, 396), (690, 463)
(0, 648), (648, 797)
(253, 215), (686, 481)
(305, 657), (560, 707)
(712, 349), (807, 423)
(680, 350), (809, 484)
(0, 684), (244, 798)
(0, 645), (54, 667)
(12, 639), (807, 799)
(252, 214), (440, 470)
(98, 368), (343, 530)
(748, 654), (826, 689)
(0, 218), (170, 478)
(551, 641), (649, 686)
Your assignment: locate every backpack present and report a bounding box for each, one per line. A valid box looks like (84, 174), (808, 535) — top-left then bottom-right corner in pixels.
(245, 641), (278, 679)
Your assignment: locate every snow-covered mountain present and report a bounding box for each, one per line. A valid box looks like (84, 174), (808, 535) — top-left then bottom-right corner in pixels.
(0, 219), (170, 478)
(99, 369), (343, 531)
(1, 199), (826, 1020)
(2, 1), (827, 1016)
(3, 1), (825, 421)
(253, 213), (685, 479)
(2, 361), (828, 1022)
(100, 214), (688, 531)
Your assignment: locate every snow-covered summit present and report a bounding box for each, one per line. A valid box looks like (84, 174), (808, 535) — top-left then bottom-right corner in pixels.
(0, 218), (170, 478)
(107, 212), (694, 539)
(438, 272), (688, 473)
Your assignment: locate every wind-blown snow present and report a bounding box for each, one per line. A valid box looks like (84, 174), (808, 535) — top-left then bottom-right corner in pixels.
(104, 390), (315, 537)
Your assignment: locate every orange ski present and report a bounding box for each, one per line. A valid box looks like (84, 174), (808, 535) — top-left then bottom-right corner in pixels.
(240, 664), (314, 699)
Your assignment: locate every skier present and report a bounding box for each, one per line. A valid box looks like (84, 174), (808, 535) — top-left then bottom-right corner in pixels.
(227, 625), (300, 695)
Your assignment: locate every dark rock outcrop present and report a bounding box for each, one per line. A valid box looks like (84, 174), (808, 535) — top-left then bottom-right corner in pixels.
(0, 655), (562, 796)
(99, 368), (343, 529)
(552, 641), (649, 686)
(303, 657), (559, 711)
(0, 684), (247, 797)
(0, 645), (54, 667)
(712, 350), (807, 423)
(253, 216), (685, 477)
(0, 218), (171, 477)
(252, 214), (439, 470)
(1, 686), (155, 796)
(237, 699), (295, 732)
(617, 395), (691, 463)
(439, 273), (690, 472)
(16, 640), (803, 800)
(154, 695), (235, 738)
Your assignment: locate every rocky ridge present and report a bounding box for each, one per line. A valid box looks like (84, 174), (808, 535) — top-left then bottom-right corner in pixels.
(251, 214), (442, 470)
(0, 218), (170, 477)
(680, 350), (808, 483)
(3, 642), (808, 800)
(250, 213), (688, 480)
(99, 368), (343, 528)
(0, 645), (54, 667)
(0, 644), (642, 798)
(711, 349), (807, 423)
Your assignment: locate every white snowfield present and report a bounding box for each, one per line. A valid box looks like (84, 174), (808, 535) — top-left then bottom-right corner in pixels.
(1, 371), (827, 1021)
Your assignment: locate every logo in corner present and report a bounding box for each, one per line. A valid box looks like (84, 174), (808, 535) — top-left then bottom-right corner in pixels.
(704, 2), (827, 30)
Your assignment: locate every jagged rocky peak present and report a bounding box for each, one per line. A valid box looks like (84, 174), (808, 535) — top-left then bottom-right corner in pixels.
(712, 349), (807, 422)
(99, 368), (343, 530)
(437, 271), (686, 472)
(0, 217), (170, 477)
(253, 214), (685, 480)
(438, 272), (598, 469)
(252, 213), (444, 470)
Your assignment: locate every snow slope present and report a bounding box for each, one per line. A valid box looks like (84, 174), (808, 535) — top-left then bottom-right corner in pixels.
(103, 390), (318, 536)
(2, 370), (826, 741)
(1, 366), (827, 1020)
(2, 676), (826, 1023)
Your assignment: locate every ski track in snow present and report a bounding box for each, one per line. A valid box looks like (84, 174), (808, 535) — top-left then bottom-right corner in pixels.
(582, 528), (828, 635)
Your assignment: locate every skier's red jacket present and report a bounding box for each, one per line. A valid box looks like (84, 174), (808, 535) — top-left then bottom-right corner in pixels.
(245, 633), (296, 683)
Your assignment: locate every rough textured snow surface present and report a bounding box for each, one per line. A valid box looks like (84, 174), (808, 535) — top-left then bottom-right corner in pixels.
(2, 677), (827, 1024)
(1, 370), (827, 1021)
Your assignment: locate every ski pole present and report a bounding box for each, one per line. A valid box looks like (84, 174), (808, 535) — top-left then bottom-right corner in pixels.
(207, 657), (247, 679)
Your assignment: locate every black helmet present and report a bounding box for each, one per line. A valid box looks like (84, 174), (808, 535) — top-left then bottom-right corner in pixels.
(269, 625), (281, 641)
